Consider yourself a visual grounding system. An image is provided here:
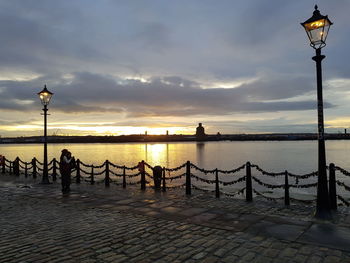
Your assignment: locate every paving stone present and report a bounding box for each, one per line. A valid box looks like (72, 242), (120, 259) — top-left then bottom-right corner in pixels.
(280, 247), (298, 258)
(307, 255), (322, 263)
(179, 208), (208, 216)
(324, 255), (341, 263)
(96, 247), (112, 253)
(213, 248), (229, 257)
(221, 255), (240, 263)
(192, 251), (207, 260)
(298, 246), (314, 255)
(293, 254), (308, 263)
(232, 247), (249, 257)
(1, 174), (350, 263)
(328, 249), (343, 257)
(242, 251), (257, 261)
(251, 255), (273, 263)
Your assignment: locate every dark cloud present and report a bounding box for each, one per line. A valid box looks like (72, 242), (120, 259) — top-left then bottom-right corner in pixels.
(0, 118), (36, 126)
(53, 100), (123, 114)
(0, 0), (347, 80)
(131, 23), (171, 52)
(0, 72), (334, 117)
(0, 0), (103, 74)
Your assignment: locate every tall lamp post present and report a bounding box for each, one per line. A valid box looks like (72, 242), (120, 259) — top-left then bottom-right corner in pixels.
(38, 85), (53, 184)
(301, 5), (333, 219)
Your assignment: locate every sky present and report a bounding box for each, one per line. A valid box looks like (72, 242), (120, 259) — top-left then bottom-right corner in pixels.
(0, 0), (350, 137)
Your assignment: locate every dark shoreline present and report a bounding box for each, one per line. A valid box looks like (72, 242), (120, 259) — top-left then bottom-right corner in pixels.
(1, 133), (350, 144)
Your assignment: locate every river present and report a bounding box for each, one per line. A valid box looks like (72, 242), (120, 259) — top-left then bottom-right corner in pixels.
(1, 140), (349, 172)
(1, 140), (350, 198)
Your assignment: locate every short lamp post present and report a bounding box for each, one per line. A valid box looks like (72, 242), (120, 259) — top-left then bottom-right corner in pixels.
(38, 85), (53, 184)
(301, 5), (333, 219)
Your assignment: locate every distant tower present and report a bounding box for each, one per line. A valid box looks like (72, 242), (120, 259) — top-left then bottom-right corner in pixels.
(196, 123), (206, 139)
(345, 129), (347, 134)
(145, 131), (147, 136)
(166, 130), (169, 136)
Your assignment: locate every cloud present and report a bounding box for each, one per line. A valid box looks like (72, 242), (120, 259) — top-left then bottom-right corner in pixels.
(0, 118), (37, 126)
(0, 1), (349, 136)
(0, 1), (103, 75)
(0, 1), (348, 82)
(0, 72), (334, 117)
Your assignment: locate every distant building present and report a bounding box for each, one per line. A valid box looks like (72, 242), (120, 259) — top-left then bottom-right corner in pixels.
(196, 123), (206, 139)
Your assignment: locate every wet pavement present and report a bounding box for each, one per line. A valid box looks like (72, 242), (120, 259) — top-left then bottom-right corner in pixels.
(1, 173), (350, 263)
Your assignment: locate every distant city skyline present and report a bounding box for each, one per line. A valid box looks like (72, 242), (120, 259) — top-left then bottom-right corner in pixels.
(0, 1), (350, 137)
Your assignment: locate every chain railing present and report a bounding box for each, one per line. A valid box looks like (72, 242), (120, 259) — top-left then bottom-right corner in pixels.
(1, 156), (350, 209)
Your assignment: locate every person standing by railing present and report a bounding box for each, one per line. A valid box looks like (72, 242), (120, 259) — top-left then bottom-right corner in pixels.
(59, 149), (75, 194)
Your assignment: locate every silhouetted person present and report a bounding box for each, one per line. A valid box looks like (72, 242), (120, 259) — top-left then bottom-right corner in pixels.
(59, 149), (75, 194)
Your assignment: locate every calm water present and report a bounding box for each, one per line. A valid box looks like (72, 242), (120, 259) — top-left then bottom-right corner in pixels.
(1, 140), (350, 173)
(2, 140), (350, 197)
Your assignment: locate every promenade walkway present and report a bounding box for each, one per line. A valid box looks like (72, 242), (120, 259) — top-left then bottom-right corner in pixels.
(1, 174), (350, 263)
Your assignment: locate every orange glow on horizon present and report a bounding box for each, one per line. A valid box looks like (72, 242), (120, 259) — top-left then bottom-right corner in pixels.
(0, 124), (195, 136)
(326, 118), (350, 128)
(55, 125), (195, 136)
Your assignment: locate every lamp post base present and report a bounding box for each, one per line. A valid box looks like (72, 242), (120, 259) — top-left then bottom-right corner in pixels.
(315, 208), (332, 220)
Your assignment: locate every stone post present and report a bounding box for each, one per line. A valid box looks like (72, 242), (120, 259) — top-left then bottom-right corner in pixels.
(284, 170), (290, 206)
(246, 162), (252, 202)
(329, 163), (337, 210)
(52, 158), (57, 181)
(215, 169), (220, 198)
(186, 161), (191, 196)
(76, 159), (81, 184)
(123, 166), (126, 188)
(105, 160), (110, 187)
(32, 158), (37, 178)
(153, 165), (162, 191)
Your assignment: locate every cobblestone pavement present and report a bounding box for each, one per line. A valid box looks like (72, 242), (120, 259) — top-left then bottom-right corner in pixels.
(1, 174), (350, 263)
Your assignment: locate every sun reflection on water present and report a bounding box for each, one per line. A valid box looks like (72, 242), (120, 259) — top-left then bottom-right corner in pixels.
(144, 144), (168, 166)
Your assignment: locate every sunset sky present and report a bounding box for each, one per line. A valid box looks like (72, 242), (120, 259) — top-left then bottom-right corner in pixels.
(1, 0), (350, 137)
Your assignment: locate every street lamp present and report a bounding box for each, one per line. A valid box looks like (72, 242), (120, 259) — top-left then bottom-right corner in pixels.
(301, 5), (333, 219)
(38, 85), (53, 184)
